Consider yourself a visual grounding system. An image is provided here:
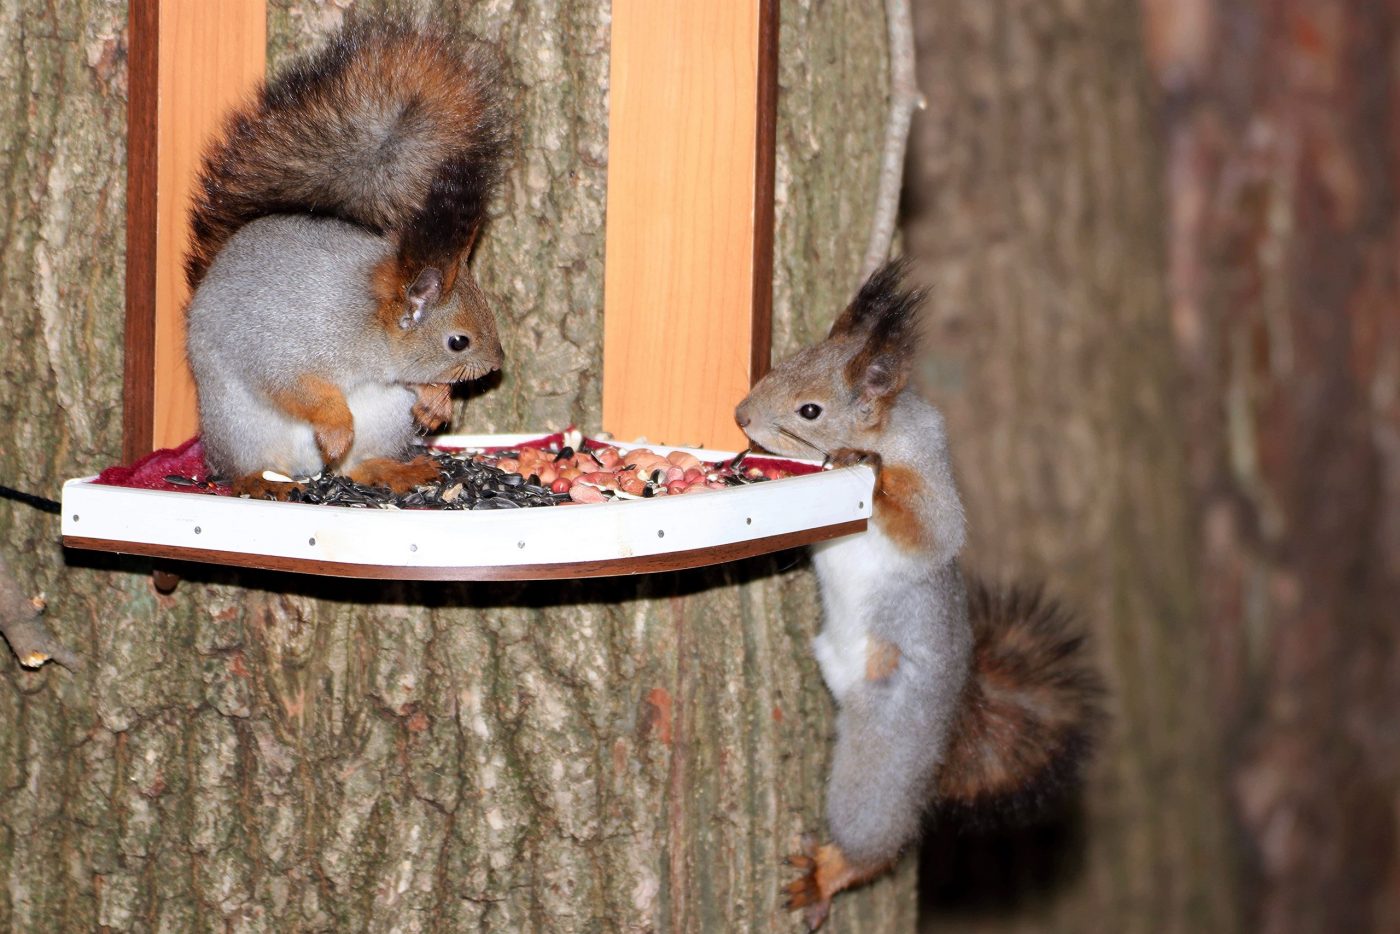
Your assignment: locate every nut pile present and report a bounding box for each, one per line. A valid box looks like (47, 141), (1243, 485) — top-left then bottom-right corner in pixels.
(487, 444), (787, 505)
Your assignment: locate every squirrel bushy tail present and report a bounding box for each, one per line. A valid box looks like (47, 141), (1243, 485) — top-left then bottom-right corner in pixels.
(185, 18), (509, 291)
(936, 581), (1104, 811)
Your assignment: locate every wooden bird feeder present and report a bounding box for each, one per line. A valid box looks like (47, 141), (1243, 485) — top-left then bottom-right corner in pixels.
(62, 0), (874, 580)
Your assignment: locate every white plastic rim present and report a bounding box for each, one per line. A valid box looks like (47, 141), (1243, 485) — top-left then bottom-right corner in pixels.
(61, 435), (875, 576)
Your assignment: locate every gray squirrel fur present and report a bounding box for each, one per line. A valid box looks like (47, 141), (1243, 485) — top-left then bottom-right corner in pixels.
(808, 402), (971, 867)
(187, 215), (503, 478)
(736, 267), (971, 865)
(736, 259), (1100, 927)
(182, 19), (508, 484)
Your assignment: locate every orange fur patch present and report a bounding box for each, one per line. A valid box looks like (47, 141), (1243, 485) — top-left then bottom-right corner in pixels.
(370, 255), (407, 332)
(230, 473), (300, 501)
(344, 455), (440, 494)
(873, 464), (928, 551)
(864, 638), (901, 681)
(935, 583), (1103, 806)
(267, 375), (354, 466)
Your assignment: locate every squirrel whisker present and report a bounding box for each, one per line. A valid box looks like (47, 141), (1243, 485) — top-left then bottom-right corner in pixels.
(776, 425), (830, 460)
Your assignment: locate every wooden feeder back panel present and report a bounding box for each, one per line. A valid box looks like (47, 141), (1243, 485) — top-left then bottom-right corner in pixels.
(602, 1), (778, 451)
(125, 0), (267, 462)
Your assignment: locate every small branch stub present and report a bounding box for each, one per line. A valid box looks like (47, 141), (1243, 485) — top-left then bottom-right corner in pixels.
(152, 568), (181, 594)
(0, 552), (81, 670)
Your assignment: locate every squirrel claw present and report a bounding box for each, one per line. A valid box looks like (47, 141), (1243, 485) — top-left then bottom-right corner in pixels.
(802, 902), (832, 931)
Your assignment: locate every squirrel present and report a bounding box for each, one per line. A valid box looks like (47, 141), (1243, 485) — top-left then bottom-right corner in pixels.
(735, 260), (1103, 929)
(183, 18), (510, 496)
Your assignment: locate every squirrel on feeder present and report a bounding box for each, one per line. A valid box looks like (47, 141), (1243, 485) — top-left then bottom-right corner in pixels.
(735, 260), (1104, 929)
(184, 18), (510, 496)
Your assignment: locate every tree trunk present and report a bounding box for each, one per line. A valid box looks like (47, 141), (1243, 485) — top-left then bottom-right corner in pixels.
(904, 0), (1238, 931)
(0, 1), (909, 931)
(1144, 2), (1400, 931)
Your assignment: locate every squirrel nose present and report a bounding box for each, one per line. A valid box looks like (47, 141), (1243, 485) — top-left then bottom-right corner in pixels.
(734, 405), (751, 429)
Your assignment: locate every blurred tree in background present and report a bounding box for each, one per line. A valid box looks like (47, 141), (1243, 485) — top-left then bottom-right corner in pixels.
(909, 1), (1399, 932)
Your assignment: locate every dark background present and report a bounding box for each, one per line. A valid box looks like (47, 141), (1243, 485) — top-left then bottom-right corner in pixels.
(907, 1), (1399, 931)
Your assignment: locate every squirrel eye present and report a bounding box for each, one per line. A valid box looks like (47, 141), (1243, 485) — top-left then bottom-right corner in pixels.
(446, 334), (471, 353)
(798, 403), (822, 420)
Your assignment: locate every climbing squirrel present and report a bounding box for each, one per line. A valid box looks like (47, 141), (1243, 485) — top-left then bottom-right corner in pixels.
(184, 19), (510, 495)
(735, 260), (1103, 929)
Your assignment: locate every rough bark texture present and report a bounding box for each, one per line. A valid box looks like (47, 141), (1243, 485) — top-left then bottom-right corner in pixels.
(1144, 2), (1400, 932)
(904, 1), (1238, 931)
(0, 1), (909, 931)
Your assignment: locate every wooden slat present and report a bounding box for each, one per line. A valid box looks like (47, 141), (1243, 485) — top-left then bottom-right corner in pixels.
(602, 1), (779, 451)
(751, 1), (779, 385)
(124, 0), (266, 462)
(122, 0), (160, 465)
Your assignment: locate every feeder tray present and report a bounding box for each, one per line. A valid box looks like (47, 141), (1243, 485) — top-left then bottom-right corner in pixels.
(61, 435), (874, 581)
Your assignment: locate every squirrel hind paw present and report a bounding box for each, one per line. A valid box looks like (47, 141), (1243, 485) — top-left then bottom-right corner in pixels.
(230, 473), (302, 501)
(781, 839), (892, 930)
(781, 839), (840, 930)
(783, 873), (831, 931)
(345, 455), (441, 494)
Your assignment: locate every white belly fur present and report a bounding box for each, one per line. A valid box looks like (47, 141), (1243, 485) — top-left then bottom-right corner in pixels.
(810, 526), (914, 701)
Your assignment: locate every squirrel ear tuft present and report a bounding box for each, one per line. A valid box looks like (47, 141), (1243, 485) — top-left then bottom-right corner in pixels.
(829, 258), (920, 338)
(402, 267), (444, 327)
(839, 260), (924, 408)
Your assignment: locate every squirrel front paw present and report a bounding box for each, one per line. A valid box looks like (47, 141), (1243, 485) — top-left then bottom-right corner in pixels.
(825, 448), (882, 473)
(411, 383), (454, 432)
(315, 423), (355, 467)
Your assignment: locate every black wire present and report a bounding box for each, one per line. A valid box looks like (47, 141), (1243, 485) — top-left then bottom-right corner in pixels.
(0, 483), (61, 515)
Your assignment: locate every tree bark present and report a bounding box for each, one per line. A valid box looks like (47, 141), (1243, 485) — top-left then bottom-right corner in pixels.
(0, 1), (908, 931)
(904, 0), (1238, 931)
(1144, 2), (1400, 931)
